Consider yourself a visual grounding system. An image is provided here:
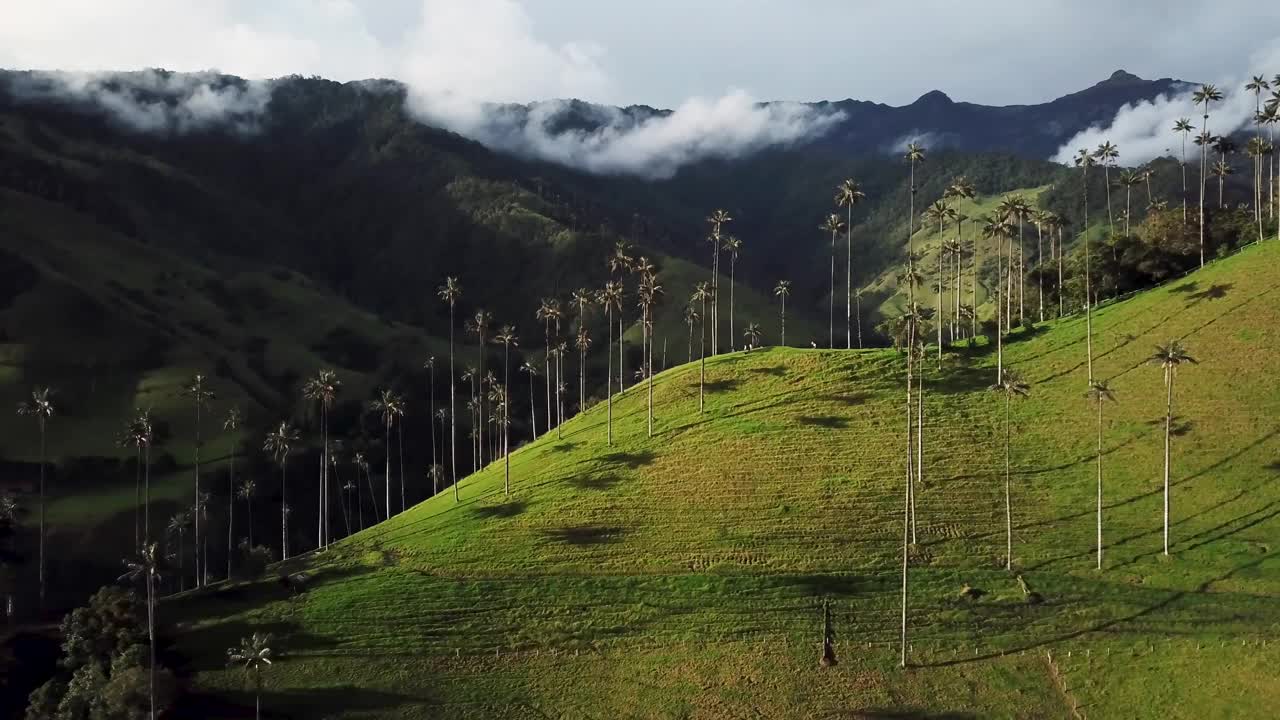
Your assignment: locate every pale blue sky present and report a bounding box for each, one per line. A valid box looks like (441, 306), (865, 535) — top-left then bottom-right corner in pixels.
(3, 0), (1278, 107)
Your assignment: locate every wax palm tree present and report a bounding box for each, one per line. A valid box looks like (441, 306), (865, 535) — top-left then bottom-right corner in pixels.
(519, 361), (539, 439)
(1193, 84), (1224, 266)
(536, 298), (558, 435)
(980, 214), (1013, 379)
(896, 301), (929, 668)
(423, 356), (437, 483)
(692, 282), (712, 413)
(638, 271), (663, 437)
(835, 178), (867, 348)
(166, 512), (188, 592)
(1209, 158), (1233, 209)
(493, 325), (517, 493)
(599, 280), (624, 445)
(989, 369), (1030, 571)
(1248, 136), (1269, 242)
(905, 142), (926, 270)
(1085, 380), (1116, 570)
(1093, 141), (1119, 235)
(706, 209), (733, 355)
(1116, 169), (1142, 235)
(436, 277), (462, 501)
(466, 310), (492, 464)
(263, 421), (298, 559)
(609, 242), (634, 384)
(773, 280), (791, 346)
(924, 199), (951, 357)
(572, 288), (593, 413)
(945, 176), (978, 338)
(17, 387), (53, 605)
(120, 410), (154, 549)
(303, 370), (340, 548)
(368, 390), (405, 519)
(820, 213), (845, 348)
(181, 374), (214, 587)
(575, 327), (591, 416)
(1150, 341), (1197, 556)
(682, 304), (699, 362)
(222, 406), (241, 577)
(120, 542), (162, 720)
(1074, 147), (1097, 382)
(743, 323), (762, 351)
(352, 452), (371, 530)
(722, 235), (742, 351)
(236, 479), (256, 547)
(227, 632), (274, 720)
(1173, 118), (1195, 221)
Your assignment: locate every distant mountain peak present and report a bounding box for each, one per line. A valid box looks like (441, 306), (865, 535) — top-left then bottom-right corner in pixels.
(1106, 69), (1143, 83)
(912, 89), (953, 106)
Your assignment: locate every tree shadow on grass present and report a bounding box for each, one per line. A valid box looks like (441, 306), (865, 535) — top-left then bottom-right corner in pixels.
(1186, 282), (1232, 305)
(172, 619), (343, 674)
(929, 364), (994, 395)
(843, 710), (977, 720)
(746, 365), (787, 377)
(569, 473), (623, 491)
(823, 391), (871, 406)
(692, 378), (741, 394)
(473, 500), (528, 519)
(549, 441), (579, 454)
(600, 450), (655, 469)
(787, 573), (866, 598)
(796, 415), (849, 429)
(188, 685), (420, 719)
(1170, 280), (1198, 293)
(541, 525), (626, 546)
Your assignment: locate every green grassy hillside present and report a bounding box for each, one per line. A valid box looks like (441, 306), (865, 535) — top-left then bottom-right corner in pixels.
(167, 237), (1280, 717)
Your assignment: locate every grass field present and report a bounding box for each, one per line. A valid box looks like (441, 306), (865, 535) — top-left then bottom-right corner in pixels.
(165, 238), (1280, 718)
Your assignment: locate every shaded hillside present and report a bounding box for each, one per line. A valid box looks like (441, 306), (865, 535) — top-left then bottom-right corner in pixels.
(168, 241), (1279, 718)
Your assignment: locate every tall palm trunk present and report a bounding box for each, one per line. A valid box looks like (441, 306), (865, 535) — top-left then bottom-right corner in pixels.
(606, 308), (614, 446)
(1036, 221), (1044, 322)
(729, 258), (737, 352)
(504, 343), (511, 496)
(1004, 392), (1013, 571)
(449, 305), (457, 502)
(194, 401), (202, 587)
(579, 344), (586, 419)
(936, 217), (944, 359)
(913, 359), (923, 542)
(398, 421), (405, 512)
(699, 296), (707, 412)
(828, 227), (836, 348)
(647, 314), (655, 438)
(780, 294), (786, 346)
(1163, 368), (1174, 555)
(900, 316), (915, 669)
(134, 447), (141, 550)
(38, 420), (46, 607)
(544, 320), (552, 435)
(1017, 215), (1025, 323)
(1200, 118), (1209, 266)
(1095, 397), (1104, 570)
(1181, 132), (1188, 222)
(845, 207), (853, 349)
(146, 573), (155, 720)
(1057, 225), (1065, 318)
(383, 421), (391, 520)
(1103, 163), (1114, 235)
(280, 464), (288, 560)
(227, 453), (234, 578)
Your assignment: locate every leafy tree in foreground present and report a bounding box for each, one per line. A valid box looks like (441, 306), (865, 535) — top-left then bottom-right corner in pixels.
(1150, 341), (1197, 555)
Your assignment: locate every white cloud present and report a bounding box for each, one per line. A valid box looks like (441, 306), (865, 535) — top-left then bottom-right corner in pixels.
(0, 0), (843, 175)
(1051, 41), (1280, 166)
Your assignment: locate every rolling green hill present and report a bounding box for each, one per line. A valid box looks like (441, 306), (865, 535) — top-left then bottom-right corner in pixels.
(167, 239), (1280, 718)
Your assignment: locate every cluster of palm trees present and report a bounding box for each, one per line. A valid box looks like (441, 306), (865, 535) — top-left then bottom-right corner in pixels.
(889, 129), (1211, 666)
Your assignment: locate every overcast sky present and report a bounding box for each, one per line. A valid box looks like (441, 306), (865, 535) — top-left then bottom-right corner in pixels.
(3, 0), (1279, 108)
